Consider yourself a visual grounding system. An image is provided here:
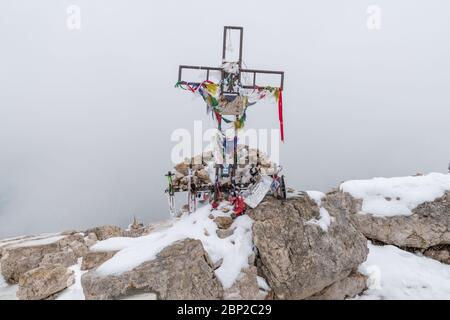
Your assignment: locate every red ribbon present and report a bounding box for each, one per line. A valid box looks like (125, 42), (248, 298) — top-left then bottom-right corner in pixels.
(278, 89), (284, 142)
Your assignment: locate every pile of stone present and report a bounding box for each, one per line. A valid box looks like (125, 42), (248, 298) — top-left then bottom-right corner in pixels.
(172, 145), (276, 191)
(0, 220), (151, 300)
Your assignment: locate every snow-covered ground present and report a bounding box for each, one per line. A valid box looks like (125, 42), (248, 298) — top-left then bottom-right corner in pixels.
(358, 243), (450, 300)
(91, 204), (254, 289)
(3, 240), (449, 300)
(0, 272), (18, 300)
(341, 173), (450, 217)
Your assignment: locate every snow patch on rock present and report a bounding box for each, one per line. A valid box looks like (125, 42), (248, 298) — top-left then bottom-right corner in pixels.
(306, 191), (333, 232)
(91, 205), (254, 289)
(358, 242), (450, 299)
(341, 173), (450, 217)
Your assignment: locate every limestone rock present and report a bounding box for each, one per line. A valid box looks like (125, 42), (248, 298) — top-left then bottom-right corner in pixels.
(40, 250), (77, 268)
(309, 271), (368, 300)
(328, 190), (450, 249)
(68, 240), (88, 258)
(247, 195), (368, 300)
(214, 216), (233, 230)
(216, 227), (235, 239)
(87, 226), (123, 241)
(81, 239), (223, 300)
(17, 265), (75, 300)
(196, 169), (211, 184)
(81, 251), (118, 271)
(423, 245), (450, 264)
(224, 267), (267, 300)
(0, 234), (85, 283)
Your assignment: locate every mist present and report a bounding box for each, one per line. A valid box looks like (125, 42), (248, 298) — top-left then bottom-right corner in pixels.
(1, 0), (449, 237)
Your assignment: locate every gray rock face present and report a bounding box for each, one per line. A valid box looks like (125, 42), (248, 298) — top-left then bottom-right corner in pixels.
(423, 245), (450, 264)
(81, 251), (117, 271)
(1, 234), (85, 283)
(86, 226), (123, 241)
(81, 239), (223, 300)
(328, 191), (450, 250)
(40, 250), (78, 268)
(309, 271), (368, 300)
(248, 195), (368, 300)
(17, 265), (75, 300)
(223, 267), (267, 300)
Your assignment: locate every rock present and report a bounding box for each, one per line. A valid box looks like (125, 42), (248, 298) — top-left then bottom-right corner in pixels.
(224, 267), (267, 300)
(17, 265), (75, 300)
(40, 250), (77, 268)
(214, 216), (233, 230)
(423, 245), (450, 264)
(196, 169), (211, 184)
(247, 195), (368, 300)
(87, 232), (98, 241)
(123, 227), (146, 238)
(87, 226), (123, 241)
(0, 234), (83, 283)
(85, 239), (97, 247)
(216, 227), (235, 239)
(123, 218), (147, 238)
(81, 239), (223, 300)
(330, 190), (450, 249)
(174, 162), (189, 175)
(81, 251), (118, 271)
(309, 271), (368, 300)
(68, 240), (88, 258)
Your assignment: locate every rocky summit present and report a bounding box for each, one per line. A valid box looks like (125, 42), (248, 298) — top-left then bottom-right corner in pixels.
(1, 172), (450, 300)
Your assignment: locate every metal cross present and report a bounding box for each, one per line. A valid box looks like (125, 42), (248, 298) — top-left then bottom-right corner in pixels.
(177, 26), (284, 94)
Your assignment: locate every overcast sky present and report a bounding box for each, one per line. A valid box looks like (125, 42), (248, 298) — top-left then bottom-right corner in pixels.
(0, 0), (449, 237)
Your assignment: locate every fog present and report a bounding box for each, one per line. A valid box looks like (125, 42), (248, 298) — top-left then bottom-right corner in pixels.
(1, 0), (449, 237)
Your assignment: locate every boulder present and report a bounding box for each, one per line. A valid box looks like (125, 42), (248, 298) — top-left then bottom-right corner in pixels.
(81, 251), (118, 271)
(40, 250), (78, 268)
(68, 240), (88, 258)
(224, 267), (268, 300)
(81, 239), (223, 300)
(0, 234), (85, 283)
(87, 226), (123, 241)
(328, 190), (450, 250)
(216, 227), (235, 239)
(309, 271), (368, 300)
(123, 219), (147, 238)
(17, 265), (75, 300)
(247, 195), (368, 300)
(214, 216), (233, 230)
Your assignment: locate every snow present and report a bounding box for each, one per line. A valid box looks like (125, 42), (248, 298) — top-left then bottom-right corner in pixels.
(8, 235), (64, 248)
(341, 173), (450, 217)
(92, 204), (254, 289)
(305, 191), (332, 232)
(256, 276), (270, 292)
(358, 243), (450, 300)
(0, 233), (62, 249)
(307, 207), (332, 232)
(306, 191), (326, 206)
(56, 259), (87, 300)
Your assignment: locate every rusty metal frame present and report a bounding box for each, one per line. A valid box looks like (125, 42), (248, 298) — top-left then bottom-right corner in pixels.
(178, 65), (284, 90)
(177, 26), (284, 91)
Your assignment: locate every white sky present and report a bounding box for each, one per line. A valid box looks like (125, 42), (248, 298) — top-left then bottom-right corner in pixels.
(0, 0), (449, 237)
